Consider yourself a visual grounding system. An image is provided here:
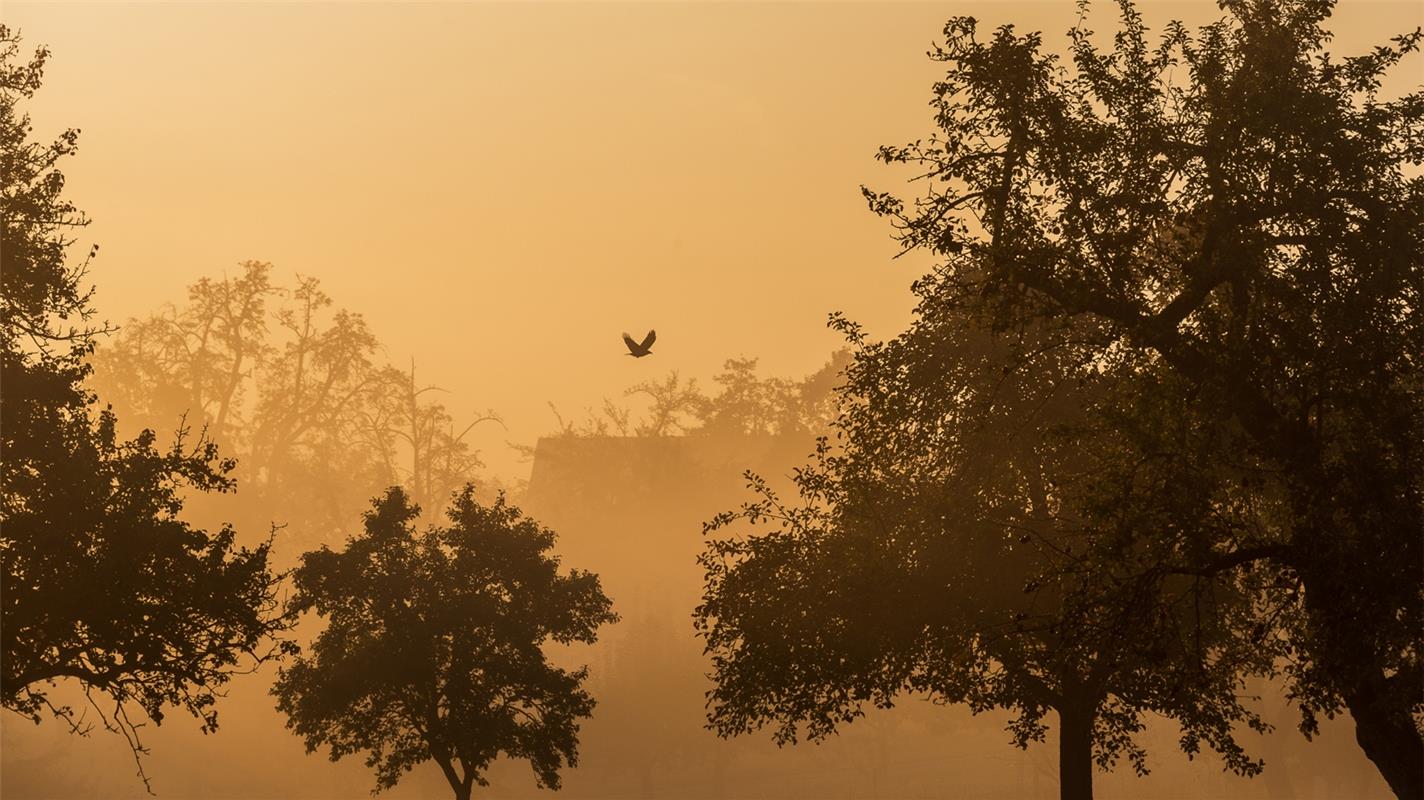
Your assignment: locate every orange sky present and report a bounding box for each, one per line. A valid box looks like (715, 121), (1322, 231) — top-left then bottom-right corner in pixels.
(8, 0), (1421, 481)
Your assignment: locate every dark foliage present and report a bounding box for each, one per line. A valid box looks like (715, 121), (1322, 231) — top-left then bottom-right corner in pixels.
(273, 487), (618, 800)
(698, 1), (1422, 797)
(858, 0), (1423, 794)
(697, 307), (1278, 800)
(0, 25), (291, 792)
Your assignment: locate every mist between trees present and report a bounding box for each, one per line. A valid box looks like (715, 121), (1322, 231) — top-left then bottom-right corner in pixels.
(82, 258), (850, 557)
(3, 0), (1421, 798)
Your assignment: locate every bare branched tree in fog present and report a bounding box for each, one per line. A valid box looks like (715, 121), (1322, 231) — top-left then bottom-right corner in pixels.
(627, 371), (703, 436)
(91, 269), (501, 547)
(359, 361), (501, 515)
(272, 487), (618, 800)
(0, 27), (291, 792)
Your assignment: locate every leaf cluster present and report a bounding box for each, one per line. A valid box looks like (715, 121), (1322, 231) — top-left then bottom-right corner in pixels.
(273, 487), (617, 796)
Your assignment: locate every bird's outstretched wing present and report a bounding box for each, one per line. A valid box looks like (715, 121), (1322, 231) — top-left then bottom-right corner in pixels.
(622, 329), (656, 356)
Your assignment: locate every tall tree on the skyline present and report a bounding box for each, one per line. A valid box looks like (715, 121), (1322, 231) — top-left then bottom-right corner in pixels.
(851, 0), (1422, 794)
(0, 26), (290, 792)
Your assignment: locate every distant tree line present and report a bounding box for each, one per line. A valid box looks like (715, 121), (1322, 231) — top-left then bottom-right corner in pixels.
(544, 352), (851, 441)
(88, 262), (501, 545)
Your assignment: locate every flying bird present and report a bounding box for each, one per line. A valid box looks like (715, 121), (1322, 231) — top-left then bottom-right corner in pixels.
(623, 330), (656, 358)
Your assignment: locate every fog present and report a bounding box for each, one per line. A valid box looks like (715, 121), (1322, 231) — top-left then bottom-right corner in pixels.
(3, 1), (1418, 798)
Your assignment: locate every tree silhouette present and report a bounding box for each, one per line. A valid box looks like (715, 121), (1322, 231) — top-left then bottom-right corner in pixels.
(852, 0), (1421, 794)
(247, 275), (384, 540)
(539, 354), (847, 444)
(93, 261), (277, 450)
(91, 266), (502, 547)
(273, 487), (618, 800)
(694, 358), (799, 437)
(697, 301), (1278, 800)
(627, 371), (704, 436)
(360, 362), (501, 516)
(0, 26), (290, 791)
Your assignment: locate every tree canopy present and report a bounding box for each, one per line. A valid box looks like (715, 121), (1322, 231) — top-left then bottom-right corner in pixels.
(859, 0), (1423, 793)
(0, 25), (290, 791)
(697, 305), (1278, 800)
(699, 0), (1422, 797)
(272, 486), (618, 800)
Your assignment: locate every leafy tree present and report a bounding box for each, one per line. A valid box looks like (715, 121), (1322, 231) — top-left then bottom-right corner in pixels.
(697, 302), (1277, 800)
(852, 0), (1421, 794)
(0, 26), (290, 790)
(692, 354), (853, 438)
(272, 486), (618, 800)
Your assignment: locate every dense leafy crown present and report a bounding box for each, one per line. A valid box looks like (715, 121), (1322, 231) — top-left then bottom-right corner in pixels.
(274, 486), (617, 796)
(698, 0), (1421, 788)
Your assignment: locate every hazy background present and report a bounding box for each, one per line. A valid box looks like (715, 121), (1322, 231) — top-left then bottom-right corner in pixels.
(3, 1), (1419, 798)
(11, 0), (1413, 483)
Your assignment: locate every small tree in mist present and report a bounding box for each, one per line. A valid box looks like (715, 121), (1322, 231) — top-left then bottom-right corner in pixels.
(0, 27), (290, 791)
(853, 0), (1422, 794)
(273, 487), (618, 800)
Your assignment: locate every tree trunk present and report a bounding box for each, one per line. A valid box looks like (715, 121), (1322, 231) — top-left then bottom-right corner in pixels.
(1296, 543), (1423, 800)
(1057, 703), (1094, 800)
(434, 756), (472, 800)
(1345, 679), (1423, 800)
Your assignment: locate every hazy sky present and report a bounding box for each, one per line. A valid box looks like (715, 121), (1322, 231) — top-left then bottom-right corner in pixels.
(8, 0), (1420, 480)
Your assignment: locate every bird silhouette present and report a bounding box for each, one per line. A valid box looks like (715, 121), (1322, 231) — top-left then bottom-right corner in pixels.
(623, 330), (656, 358)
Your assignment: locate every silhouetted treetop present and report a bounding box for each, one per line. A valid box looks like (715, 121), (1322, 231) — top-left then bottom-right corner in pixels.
(855, 0), (1421, 794)
(700, 1), (1420, 798)
(1, 27), (291, 792)
(543, 351), (852, 442)
(273, 486), (617, 800)
(0, 25), (102, 352)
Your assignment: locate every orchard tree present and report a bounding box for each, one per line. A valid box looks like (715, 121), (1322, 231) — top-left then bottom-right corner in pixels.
(0, 26), (289, 790)
(854, 0), (1422, 794)
(697, 297), (1279, 800)
(273, 487), (618, 800)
